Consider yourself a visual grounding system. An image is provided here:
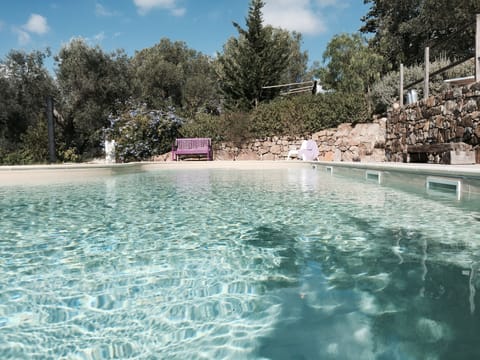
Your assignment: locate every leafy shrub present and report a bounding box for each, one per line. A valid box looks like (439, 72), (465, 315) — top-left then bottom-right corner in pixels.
(57, 147), (80, 163)
(19, 117), (49, 163)
(180, 113), (227, 141)
(108, 108), (182, 162)
(180, 112), (253, 148)
(250, 91), (369, 137)
(0, 114), (52, 165)
(180, 92), (369, 143)
(371, 57), (475, 113)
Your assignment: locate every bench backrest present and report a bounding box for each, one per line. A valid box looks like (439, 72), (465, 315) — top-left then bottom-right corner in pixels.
(175, 138), (211, 150)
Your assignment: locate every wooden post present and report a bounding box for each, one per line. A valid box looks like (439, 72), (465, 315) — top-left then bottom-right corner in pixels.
(424, 47), (430, 99)
(46, 96), (56, 163)
(476, 14), (480, 83)
(400, 63), (404, 107)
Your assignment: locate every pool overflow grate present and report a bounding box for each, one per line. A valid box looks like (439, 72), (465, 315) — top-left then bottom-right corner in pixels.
(365, 170), (382, 184)
(326, 166), (333, 175)
(426, 176), (462, 200)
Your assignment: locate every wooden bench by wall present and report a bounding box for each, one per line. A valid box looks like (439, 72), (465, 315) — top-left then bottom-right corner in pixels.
(407, 142), (476, 164)
(172, 138), (213, 161)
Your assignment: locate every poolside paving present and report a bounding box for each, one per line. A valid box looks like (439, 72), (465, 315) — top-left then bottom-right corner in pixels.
(0, 160), (479, 186)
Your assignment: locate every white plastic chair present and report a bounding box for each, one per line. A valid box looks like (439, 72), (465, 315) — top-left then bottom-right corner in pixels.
(287, 140), (308, 160)
(297, 140), (319, 161)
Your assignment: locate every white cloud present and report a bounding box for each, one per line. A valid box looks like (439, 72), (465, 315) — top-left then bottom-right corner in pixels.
(263, 0), (327, 35)
(23, 13), (49, 35)
(93, 31), (106, 42)
(171, 7), (186, 17)
(316, 0), (349, 9)
(95, 3), (120, 17)
(133, 0), (186, 16)
(0, 20), (5, 31)
(316, 0), (339, 7)
(13, 27), (31, 45)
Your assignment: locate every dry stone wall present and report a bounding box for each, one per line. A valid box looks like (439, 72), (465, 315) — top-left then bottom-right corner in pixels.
(312, 119), (386, 162)
(212, 118), (386, 162)
(386, 83), (480, 162)
(154, 120), (387, 162)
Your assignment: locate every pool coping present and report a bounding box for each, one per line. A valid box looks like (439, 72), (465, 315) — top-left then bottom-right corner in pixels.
(313, 161), (480, 179)
(312, 161), (480, 198)
(1, 160), (479, 184)
(1, 160), (479, 172)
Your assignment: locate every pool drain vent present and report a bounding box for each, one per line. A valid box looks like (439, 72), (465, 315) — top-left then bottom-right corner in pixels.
(326, 166), (333, 174)
(426, 176), (462, 200)
(365, 170), (382, 184)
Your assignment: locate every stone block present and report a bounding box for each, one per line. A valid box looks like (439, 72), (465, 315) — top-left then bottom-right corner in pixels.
(461, 115), (474, 127)
(261, 153), (275, 160)
(236, 151), (259, 160)
(270, 145), (281, 154)
(334, 149), (342, 162)
(342, 150), (354, 162)
(215, 150), (235, 160)
(425, 96), (436, 107)
(372, 149), (386, 162)
(471, 82), (480, 92)
(321, 151), (335, 161)
(336, 123), (353, 137)
(448, 150), (476, 165)
(444, 100), (457, 113)
(456, 126), (465, 139)
(475, 126), (480, 139)
(464, 99), (478, 113)
(470, 111), (480, 120)
(423, 121), (430, 132)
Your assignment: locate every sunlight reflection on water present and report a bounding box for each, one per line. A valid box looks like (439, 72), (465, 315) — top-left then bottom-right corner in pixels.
(0, 167), (479, 359)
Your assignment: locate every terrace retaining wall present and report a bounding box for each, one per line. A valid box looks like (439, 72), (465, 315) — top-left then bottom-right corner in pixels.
(212, 118), (386, 162)
(154, 119), (386, 162)
(386, 83), (480, 162)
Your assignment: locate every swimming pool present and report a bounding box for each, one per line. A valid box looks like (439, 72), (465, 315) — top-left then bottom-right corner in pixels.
(1, 166), (479, 359)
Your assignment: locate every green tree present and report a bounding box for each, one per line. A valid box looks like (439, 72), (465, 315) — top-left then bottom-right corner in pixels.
(183, 55), (219, 117)
(0, 49), (56, 164)
(132, 38), (218, 115)
(132, 39), (187, 109)
(55, 38), (132, 159)
(361, 0), (480, 67)
(278, 31), (309, 84)
(217, 0), (294, 110)
(320, 33), (384, 114)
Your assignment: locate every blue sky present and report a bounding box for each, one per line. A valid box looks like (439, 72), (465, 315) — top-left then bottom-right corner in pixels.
(0, 0), (370, 70)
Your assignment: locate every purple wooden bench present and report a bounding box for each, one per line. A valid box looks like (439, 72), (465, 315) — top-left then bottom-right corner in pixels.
(172, 138), (213, 161)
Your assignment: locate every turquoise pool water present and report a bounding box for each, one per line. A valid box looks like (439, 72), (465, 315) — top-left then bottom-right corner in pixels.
(1, 167), (479, 359)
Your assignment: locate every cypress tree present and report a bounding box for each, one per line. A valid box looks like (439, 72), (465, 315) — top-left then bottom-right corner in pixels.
(218, 0), (290, 110)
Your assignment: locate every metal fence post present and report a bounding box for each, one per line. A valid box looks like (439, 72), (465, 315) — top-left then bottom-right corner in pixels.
(424, 47), (430, 99)
(476, 14), (480, 83)
(46, 96), (56, 163)
(400, 63), (404, 107)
